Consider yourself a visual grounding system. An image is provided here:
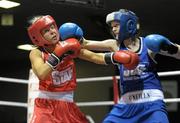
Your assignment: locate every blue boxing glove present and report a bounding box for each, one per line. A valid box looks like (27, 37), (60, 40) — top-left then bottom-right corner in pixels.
(144, 34), (178, 54)
(59, 22), (83, 42)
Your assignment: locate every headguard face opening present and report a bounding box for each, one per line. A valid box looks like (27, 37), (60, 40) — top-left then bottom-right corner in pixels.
(106, 9), (138, 42)
(28, 15), (59, 47)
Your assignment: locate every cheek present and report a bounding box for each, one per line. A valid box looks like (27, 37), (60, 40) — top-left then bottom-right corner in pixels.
(117, 26), (120, 32)
(43, 34), (48, 39)
(43, 33), (51, 41)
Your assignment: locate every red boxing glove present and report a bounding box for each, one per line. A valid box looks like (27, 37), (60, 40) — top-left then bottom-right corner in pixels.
(54, 38), (81, 58)
(105, 50), (139, 70)
(113, 51), (131, 64)
(46, 38), (81, 69)
(121, 50), (139, 70)
(64, 38), (81, 58)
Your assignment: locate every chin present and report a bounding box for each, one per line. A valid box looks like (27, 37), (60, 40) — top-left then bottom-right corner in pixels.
(53, 40), (59, 44)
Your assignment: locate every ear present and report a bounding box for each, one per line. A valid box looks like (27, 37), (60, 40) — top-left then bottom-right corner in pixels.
(127, 19), (136, 34)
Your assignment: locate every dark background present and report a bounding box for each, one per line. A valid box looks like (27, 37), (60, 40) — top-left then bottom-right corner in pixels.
(0, 0), (180, 122)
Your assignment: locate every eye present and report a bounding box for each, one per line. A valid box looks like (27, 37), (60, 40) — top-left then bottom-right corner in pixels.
(50, 24), (55, 29)
(43, 29), (49, 33)
(41, 28), (50, 35)
(114, 23), (120, 28)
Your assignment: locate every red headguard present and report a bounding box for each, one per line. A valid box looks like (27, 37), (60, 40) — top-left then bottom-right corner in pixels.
(28, 15), (59, 46)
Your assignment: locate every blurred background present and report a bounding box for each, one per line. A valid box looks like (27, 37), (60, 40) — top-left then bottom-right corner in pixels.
(0, 0), (180, 122)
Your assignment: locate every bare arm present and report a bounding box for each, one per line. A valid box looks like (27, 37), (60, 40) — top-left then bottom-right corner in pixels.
(29, 48), (53, 80)
(78, 49), (107, 65)
(82, 38), (119, 52)
(159, 44), (180, 59)
(78, 48), (140, 70)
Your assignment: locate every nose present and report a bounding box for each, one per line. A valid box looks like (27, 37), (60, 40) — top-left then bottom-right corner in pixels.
(112, 27), (116, 32)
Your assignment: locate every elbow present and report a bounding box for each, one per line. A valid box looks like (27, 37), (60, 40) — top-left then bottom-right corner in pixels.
(36, 72), (49, 81)
(38, 75), (48, 81)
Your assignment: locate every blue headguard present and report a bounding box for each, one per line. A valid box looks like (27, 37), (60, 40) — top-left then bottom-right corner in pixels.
(106, 9), (138, 42)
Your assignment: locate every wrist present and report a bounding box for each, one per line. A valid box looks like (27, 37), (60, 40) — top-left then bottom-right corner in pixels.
(79, 37), (84, 44)
(161, 43), (178, 54)
(104, 52), (118, 65)
(46, 53), (61, 69)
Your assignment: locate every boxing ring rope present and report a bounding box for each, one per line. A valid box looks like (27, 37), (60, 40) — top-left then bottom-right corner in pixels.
(1, 70), (180, 84)
(0, 70), (180, 108)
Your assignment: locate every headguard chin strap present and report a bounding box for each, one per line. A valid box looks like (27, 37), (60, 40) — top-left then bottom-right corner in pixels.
(28, 15), (59, 47)
(106, 9), (138, 43)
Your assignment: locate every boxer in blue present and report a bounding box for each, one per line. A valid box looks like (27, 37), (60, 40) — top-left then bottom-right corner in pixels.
(60, 9), (180, 123)
(86, 9), (180, 123)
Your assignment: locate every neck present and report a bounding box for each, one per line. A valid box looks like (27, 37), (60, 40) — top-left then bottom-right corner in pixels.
(123, 38), (140, 52)
(43, 44), (56, 53)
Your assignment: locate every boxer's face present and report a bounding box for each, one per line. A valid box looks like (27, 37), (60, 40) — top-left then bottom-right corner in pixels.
(41, 24), (59, 44)
(110, 21), (120, 39)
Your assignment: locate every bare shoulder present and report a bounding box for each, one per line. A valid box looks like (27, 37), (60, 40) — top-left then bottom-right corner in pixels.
(29, 48), (41, 59)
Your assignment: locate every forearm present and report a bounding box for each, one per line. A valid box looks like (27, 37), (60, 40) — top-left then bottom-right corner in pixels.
(82, 39), (117, 52)
(79, 49), (106, 65)
(79, 49), (139, 70)
(32, 61), (53, 80)
(160, 43), (180, 59)
(173, 44), (180, 59)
